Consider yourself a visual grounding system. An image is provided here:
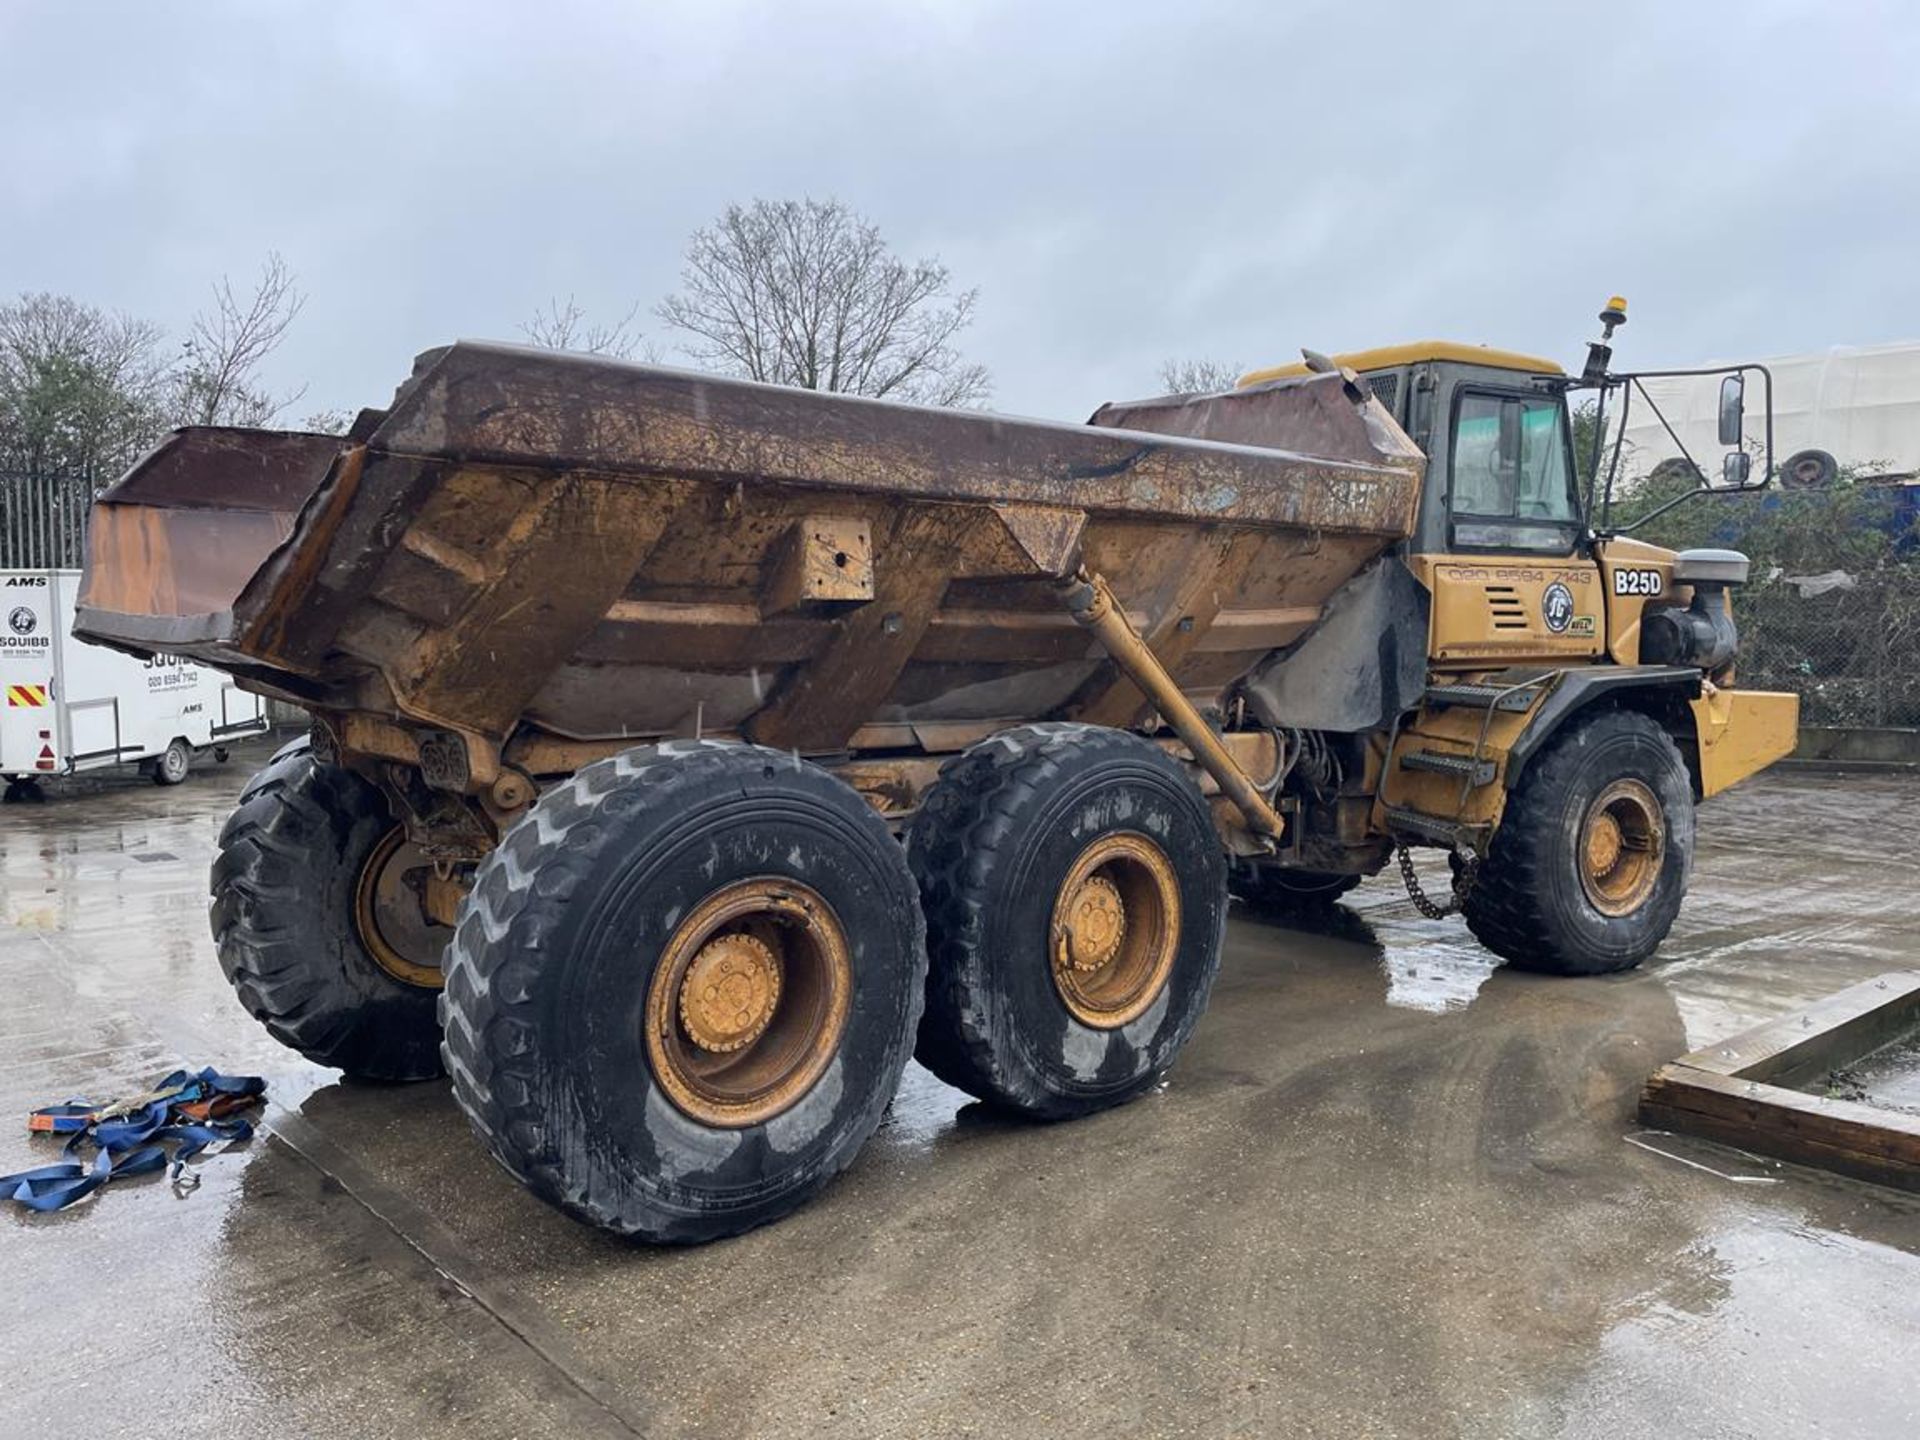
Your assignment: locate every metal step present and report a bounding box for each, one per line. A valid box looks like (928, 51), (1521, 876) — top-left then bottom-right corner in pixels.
(1383, 805), (1489, 849)
(1399, 749), (1497, 786)
(1423, 681), (1541, 713)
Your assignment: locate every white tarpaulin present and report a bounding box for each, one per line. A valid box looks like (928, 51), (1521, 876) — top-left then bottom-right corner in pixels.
(1620, 342), (1920, 480)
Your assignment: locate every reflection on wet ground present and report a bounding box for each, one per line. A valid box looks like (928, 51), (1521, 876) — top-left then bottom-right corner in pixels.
(1, 747), (1918, 1438)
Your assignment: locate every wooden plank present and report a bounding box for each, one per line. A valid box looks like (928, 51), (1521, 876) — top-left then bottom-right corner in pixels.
(1640, 1063), (1920, 1191)
(1639, 1090), (1920, 1195)
(1669, 971), (1920, 1085)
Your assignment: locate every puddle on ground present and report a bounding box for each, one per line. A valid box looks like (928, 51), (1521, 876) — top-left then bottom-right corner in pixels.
(1378, 938), (1501, 1013)
(1555, 1206), (1920, 1439)
(875, 1062), (972, 1150)
(1817, 1031), (1920, 1116)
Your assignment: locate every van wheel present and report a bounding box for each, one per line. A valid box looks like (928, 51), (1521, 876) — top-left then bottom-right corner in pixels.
(1463, 709), (1694, 975)
(908, 723), (1227, 1119)
(440, 741), (926, 1243)
(153, 738), (191, 786)
(210, 741), (448, 1079)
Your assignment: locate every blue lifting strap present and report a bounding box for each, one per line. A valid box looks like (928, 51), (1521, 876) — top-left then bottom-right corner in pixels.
(2, 1067), (266, 1213)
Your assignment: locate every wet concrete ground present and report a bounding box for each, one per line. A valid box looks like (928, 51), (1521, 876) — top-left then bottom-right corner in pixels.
(1, 741), (1916, 1439)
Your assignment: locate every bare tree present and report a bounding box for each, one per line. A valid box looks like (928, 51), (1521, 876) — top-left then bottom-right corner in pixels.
(657, 198), (990, 407)
(300, 407), (353, 436)
(173, 252), (306, 427)
(519, 296), (646, 360)
(0, 293), (169, 480)
(1157, 358), (1244, 395)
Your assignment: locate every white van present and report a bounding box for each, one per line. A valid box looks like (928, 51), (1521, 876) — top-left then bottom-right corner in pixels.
(0, 568), (268, 798)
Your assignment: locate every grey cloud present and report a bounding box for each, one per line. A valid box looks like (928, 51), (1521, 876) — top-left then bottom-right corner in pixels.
(3, 0), (1914, 422)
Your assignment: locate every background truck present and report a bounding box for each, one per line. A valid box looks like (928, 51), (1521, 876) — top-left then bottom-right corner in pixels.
(73, 306), (1797, 1242)
(1, 567), (267, 799)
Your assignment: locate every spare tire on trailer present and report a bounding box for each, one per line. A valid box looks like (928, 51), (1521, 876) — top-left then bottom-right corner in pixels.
(908, 723), (1227, 1120)
(1780, 448), (1839, 490)
(439, 741), (927, 1243)
(210, 740), (449, 1080)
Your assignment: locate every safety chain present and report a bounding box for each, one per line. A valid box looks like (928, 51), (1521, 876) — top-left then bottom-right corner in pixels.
(1396, 844), (1479, 920)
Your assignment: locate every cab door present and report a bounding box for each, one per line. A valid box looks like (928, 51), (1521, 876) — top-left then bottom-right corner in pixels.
(1414, 385), (1605, 669)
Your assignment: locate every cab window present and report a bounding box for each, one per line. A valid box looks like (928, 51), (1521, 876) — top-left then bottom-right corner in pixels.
(1448, 392), (1580, 553)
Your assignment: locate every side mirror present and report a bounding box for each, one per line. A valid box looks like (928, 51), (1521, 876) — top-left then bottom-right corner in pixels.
(1721, 451), (1752, 488)
(1717, 374), (1745, 447)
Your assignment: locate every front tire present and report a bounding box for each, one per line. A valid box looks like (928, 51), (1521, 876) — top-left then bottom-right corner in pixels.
(1464, 708), (1694, 975)
(210, 742), (448, 1079)
(439, 741), (927, 1243)
(908, 723), (1227, 1119)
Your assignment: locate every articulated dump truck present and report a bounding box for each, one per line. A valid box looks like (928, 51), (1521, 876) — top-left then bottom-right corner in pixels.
(76, 324), (1797, 1241)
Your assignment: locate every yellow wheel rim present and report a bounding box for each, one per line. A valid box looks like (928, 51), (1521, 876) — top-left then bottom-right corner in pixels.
(353, 827), (450, 989)
(1048, 833), (1181, 1029)
(1578, 778), (1665, 917)
(645, 878), (852, 1128)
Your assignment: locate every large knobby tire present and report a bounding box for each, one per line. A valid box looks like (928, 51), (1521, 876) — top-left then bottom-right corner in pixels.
(439, 741), (926, 1244)
(210, 741), (447, 1080)
(1464, 708), (1695, 975)
(1231, 863), (1361, 915)
(908, 723), (1227, 1119)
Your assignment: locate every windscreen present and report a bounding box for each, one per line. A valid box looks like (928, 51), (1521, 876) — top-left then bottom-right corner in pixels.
(1450, 392), (1579, 552)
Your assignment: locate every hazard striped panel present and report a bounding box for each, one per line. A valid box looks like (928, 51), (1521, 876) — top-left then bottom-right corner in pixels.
(6, 684), (48, 708)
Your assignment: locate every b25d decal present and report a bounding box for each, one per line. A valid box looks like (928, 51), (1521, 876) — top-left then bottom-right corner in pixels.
(1613, 568), (1665, 598)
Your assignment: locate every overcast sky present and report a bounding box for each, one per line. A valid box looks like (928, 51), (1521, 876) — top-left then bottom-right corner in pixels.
(4, 0), (1916, 422)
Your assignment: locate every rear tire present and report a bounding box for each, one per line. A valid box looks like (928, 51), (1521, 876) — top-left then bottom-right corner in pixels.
(439, 741), (927, 1243)
(908, 723), (1227, 1119)
(1463, 709), (1694, 975)
(210, 741), (447, 1080)
(153, 737), (191, 786)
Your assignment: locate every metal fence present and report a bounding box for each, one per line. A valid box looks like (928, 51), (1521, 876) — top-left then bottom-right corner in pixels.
(1, 470), (96, 570)
(1736, 568), (1920, 729)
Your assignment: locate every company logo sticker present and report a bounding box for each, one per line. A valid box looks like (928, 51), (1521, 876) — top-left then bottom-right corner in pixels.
(1542, 581), (1575, 635)
(8, 606), (36, 637)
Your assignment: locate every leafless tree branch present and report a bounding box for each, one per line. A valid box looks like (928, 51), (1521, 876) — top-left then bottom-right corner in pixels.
(1157, 358), (1245, 395)
(519, 296), (649, 360)
(174, 252), (307, 427)
(658, 198), (990, 407)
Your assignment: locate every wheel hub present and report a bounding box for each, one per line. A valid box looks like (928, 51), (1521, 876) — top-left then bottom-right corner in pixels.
(644, 878), (853, 1129)
(679, 933), (782, 1053)
(1585, 812), (1624, 876)
(1578, 778), (1665, 917)
(1061, 874), (1126, 973)
(354, 827), (452, 989)
(1048, 833), (1182, 1030)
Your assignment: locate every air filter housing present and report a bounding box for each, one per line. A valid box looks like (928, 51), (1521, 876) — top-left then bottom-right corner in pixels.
(1640, 549), (1747, 671)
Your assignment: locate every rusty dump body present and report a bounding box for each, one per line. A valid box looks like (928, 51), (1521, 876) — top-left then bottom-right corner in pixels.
(76, 343), (1423, 830)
